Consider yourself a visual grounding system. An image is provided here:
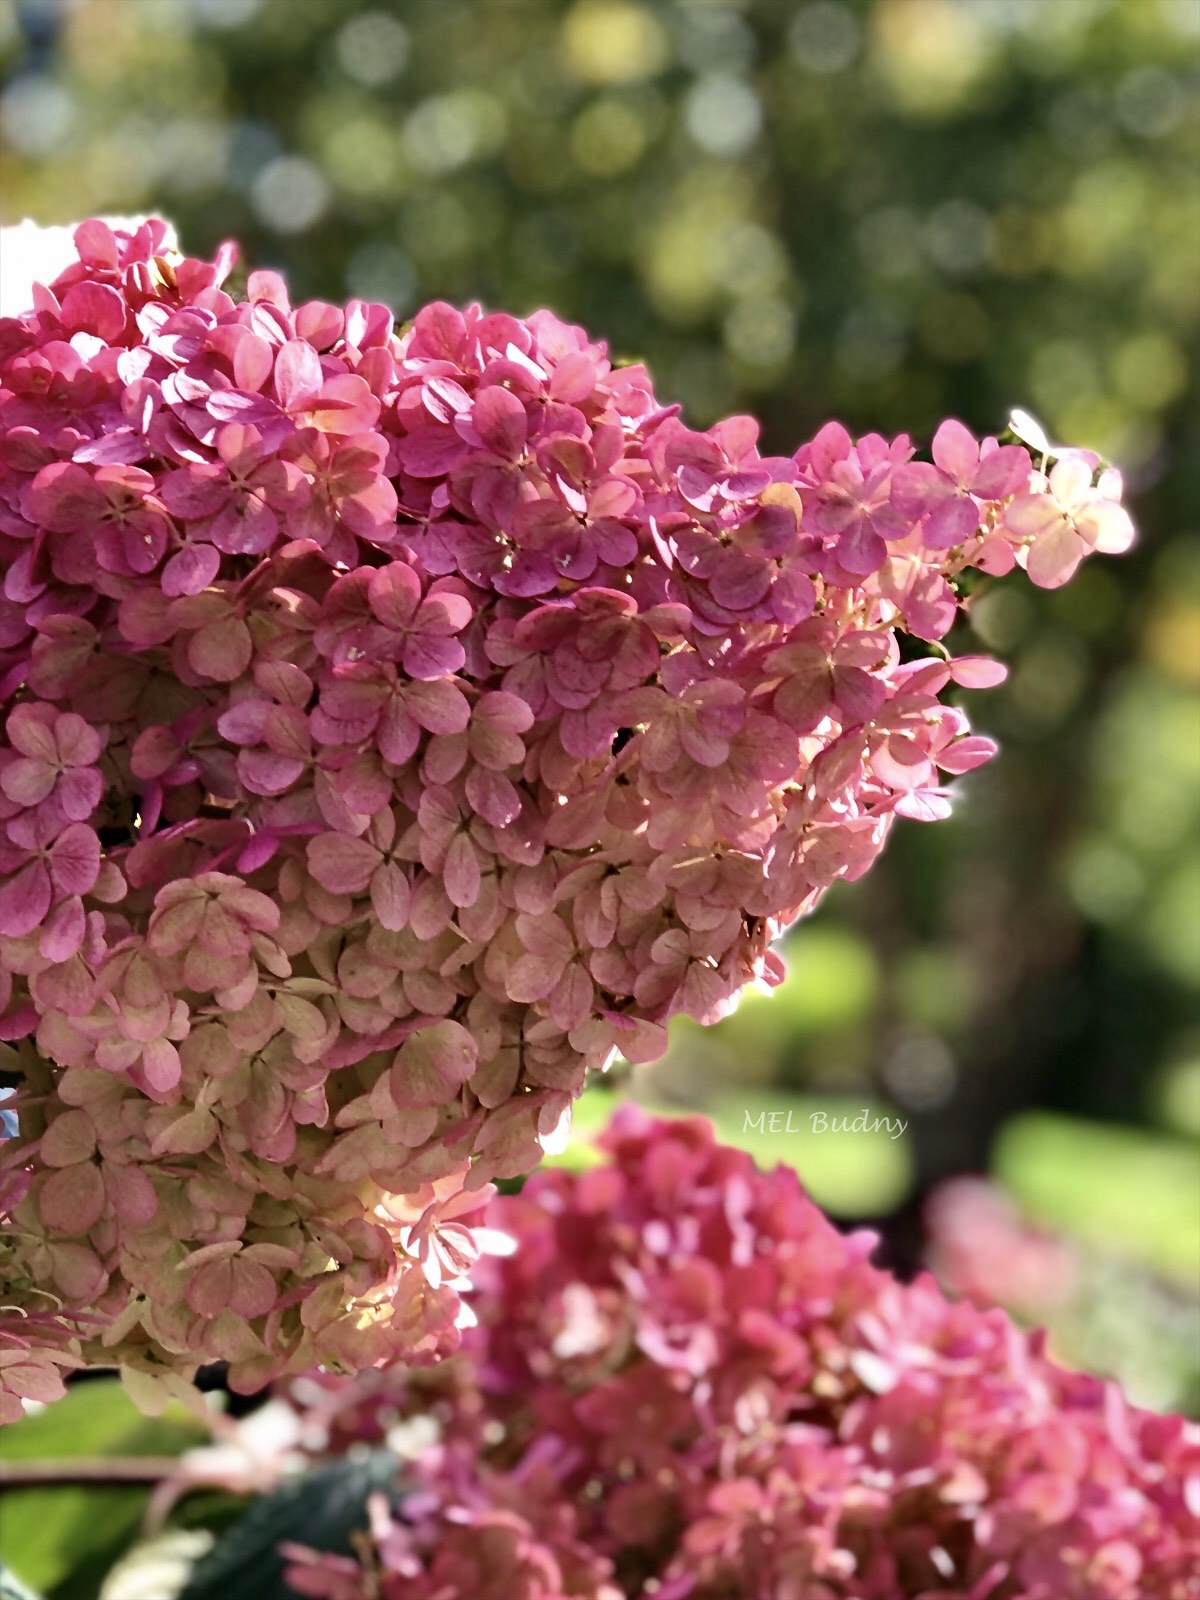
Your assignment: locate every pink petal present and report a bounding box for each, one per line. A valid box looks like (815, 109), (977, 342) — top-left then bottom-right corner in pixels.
(274, 338), (324, 411)
(970, 443), (1031, 500)
(465, 765), (521, 827)
(162, 541), (222, 597)
(39, 1161), (106, 1234)
(371, 860), (412, 931)
(930, 418), (979, 484)
(895, 789), (953, 822)
(188, 616), (253, 682)
(7, 704), (58, 762)
(368, 562), (421, 629)
(1025, 524), (1087, 589)
(708, 551), (771, 611)
(549, 963), (593, 1031)
(47, 824), (100, 896)
(403, 633), (466, 681)
(472, 386), (528, 459)
(506, 951), (566, 1004)
(395, 426), (470, 478)
(949, 656), (1008, 689)
(38, 894), (86, 962)
(60, 281), (126, 343)
(307, 833), (380, 895)
(444, 831), (481, 908)
(390, 1020), (477, 1107)
(406, 678), (471, 735)
(0, 757), (57, 807)
(922, 495), (980, 550)
(1076, 499), (1135, 555)
(937, 735), (997, 774)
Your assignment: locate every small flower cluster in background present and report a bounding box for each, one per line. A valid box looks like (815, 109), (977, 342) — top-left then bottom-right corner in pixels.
(267, 1110), (1198, 1600)
(924, 1173), (1200, 1420)
(0, 219), (1131, 1414)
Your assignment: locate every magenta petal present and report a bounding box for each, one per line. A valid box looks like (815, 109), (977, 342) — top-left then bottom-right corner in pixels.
(836, 522), (887, 576)
(971, 443), (1031, 501)
(47, 824), (100, 896)
(60, 281), (126, 343)
(368, 563), (421, 629)
(403, 633), (466, 681)
(472, 386), (528, 460)
(0, 859), (51, 937)
(162, 541), (222, 597)
(890, 461), (948, 520)
(38, 894), (85, 962)
(161, 466), (229, 520)
(559, 703), (617, 760)
(55, 766), (103, 822)
(395, 426), (470, 478)
(406, 679), (471, 735)
(0, 758), (57, 807)
(708, 551), (771, 611)
(834, 667), (885, 724)
(921, 495), (979, 550)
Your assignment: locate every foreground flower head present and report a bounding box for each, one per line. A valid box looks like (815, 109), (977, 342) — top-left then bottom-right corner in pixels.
(266, 1110), (1198, 1600)
(0, 219), (1131, 1408)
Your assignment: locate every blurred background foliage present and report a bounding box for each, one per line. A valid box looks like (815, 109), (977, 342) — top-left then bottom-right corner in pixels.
(1, 0), (1198, 1417)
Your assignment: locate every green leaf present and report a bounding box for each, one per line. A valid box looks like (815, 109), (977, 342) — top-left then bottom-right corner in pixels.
(0, 1379), (205, 1598)
(0, 1564), (44, 1600)
(178, 1452), (399, 1600)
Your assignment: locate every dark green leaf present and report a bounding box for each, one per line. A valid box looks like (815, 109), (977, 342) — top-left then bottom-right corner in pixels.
(178, 1452), (399, 1600)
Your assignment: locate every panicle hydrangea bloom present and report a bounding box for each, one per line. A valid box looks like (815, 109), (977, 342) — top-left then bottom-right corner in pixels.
(0, 219), (1132, 1409)
(269, 1110), (1199, 1600)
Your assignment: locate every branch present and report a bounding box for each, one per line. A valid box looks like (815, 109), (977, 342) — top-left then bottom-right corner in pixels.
(0, 1456), (183, 1487)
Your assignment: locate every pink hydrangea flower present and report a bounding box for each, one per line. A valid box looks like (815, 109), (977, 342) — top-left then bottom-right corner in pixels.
(264, 1112), (1198, 1600)
(0, 219), (1134, 1409)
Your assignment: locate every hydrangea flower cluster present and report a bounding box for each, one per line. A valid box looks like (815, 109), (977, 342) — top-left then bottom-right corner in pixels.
(0, 219), (1133, 1414)
(272, 1110), (1198, 1600)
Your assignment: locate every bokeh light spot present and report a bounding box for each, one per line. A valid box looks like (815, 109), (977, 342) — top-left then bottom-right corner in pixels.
(0, 75), (75, 156)
(788, 2), (860, 74)
(1112, 331), (1187, 411)
(345, 242), (416, 314)
(250, 154), (330, 234)
(335, 11), (410, 88)
(570, 95), (650, 176)
(190, 0), (264, 29)
(882, 1030), (958, 1111)
(562, 0), (670, 86)
(874, 0), (995, 117)
(320, 116), (403, 200)
(925, 198), (992, 275)
(684, 74), (762, 158)
(403, 91), (505, 176)
(723, 294), (796, 369)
